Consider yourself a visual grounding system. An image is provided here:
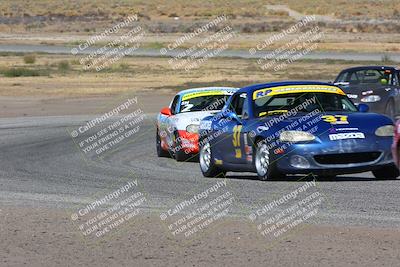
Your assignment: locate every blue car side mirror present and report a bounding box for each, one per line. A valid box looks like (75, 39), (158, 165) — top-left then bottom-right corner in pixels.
(224, 111), (241, 123)
(358, 103), (369, 113)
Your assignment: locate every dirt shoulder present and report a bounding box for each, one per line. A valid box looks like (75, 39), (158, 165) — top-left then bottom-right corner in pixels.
(0, 94), (172, 118)
(1, 205), (399, 267)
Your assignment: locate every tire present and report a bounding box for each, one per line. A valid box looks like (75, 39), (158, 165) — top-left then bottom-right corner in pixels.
(199, 139), (226, 178)
(384, 99), (395, 119)
(156, 129), (169, 157)
(173, 131), (189, 162)
(254, 141), (285, 181)
(372, 164), (400, 180)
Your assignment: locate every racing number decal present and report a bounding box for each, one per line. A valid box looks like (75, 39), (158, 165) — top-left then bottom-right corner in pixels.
(180, 101), (194, 113)
(233, 125), (242, 146)
(233, 125), (243, 158)
(322, 115), (349, 125)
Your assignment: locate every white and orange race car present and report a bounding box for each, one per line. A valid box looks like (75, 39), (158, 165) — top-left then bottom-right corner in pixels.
(156, 87), (238, 161)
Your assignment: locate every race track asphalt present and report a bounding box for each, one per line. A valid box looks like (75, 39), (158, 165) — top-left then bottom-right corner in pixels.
(0, 115), (399, 228)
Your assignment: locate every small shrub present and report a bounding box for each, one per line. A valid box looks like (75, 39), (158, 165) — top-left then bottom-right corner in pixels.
(70, 59), (80, 65)
(1, 68), (41, 77)
(58, 60), (71, 73)
(118, 63), (129, 70)
(23, 54), (36, 64)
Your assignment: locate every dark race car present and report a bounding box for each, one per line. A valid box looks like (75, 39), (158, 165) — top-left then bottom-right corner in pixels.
(198, 81), (399, 180)
(393, 119), (400, 168)
(334, 66), (400, 119)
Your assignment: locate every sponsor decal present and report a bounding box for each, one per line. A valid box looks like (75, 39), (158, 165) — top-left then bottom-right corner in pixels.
(244, 145), (252, 155)
(253, 89), (273, 99)
(244, 133), (252, 162)
(329, 127), (360, 133)
(253, 85), (345, 100)
(182, 90), (232, 101)
(336, 127), (359, 131)
(347, 94), (358, 99)
(329, 132), (365, 141)
(259, 110), (288, 117)
(246, 155), (253, 162)
(200, 120), (212, 130)
(328, 128), (336, 134)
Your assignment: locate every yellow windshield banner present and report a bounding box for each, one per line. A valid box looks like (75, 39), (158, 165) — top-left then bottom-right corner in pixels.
(253, 85), (345, 100)
(259, 110), (288, 117)
(182, 90), (229, 101)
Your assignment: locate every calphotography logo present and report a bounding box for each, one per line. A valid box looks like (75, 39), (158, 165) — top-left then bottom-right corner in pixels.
(249, 15), (316, 55)
(162, 15), (238, 71)
(159, 180), (236, 240)
(70, 177), (147, 240)
(68, 97), (147, 159)
(248, 178), (326, 247)
(250, 16), (325, 72)
(71, 14), (145, 72)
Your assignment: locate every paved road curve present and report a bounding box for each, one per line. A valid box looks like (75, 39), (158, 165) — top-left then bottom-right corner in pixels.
(0, 115), (399, 228)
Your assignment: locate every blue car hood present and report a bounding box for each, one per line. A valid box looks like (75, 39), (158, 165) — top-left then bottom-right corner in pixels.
(255, 112), (393, 140)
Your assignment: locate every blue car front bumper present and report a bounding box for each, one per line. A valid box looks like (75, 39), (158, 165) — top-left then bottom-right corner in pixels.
(274, 138), (394, 175)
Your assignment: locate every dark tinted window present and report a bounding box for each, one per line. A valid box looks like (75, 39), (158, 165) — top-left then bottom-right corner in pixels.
(343, 69), (394, 86)
(335, 72), (348, 83)
(229, 93), (247, 118)
(170, 95), (180, 115)
(253, 92), (357, 117)
(179, 95), (230, 113)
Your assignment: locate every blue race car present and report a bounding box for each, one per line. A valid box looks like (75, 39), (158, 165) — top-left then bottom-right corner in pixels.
(198, 81), (399, 180)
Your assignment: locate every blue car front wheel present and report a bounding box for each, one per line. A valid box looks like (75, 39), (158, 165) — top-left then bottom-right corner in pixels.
(255, 140), (285, 181)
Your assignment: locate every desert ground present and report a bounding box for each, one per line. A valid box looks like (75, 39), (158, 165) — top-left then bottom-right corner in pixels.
(1, 1), (400, 266)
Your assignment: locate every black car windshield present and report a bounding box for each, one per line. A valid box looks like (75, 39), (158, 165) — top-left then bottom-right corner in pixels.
(253, 92), (358, 118)
(179, 94), (231, 113)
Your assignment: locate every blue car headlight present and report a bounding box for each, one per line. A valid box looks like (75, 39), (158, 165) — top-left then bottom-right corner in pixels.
(375, 125), (394, 137)
(280, 131), (316, 142)
(361, 95), (381, 103)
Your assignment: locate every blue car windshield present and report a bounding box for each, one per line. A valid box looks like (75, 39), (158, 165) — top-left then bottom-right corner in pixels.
(253, 92), (358, 118)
